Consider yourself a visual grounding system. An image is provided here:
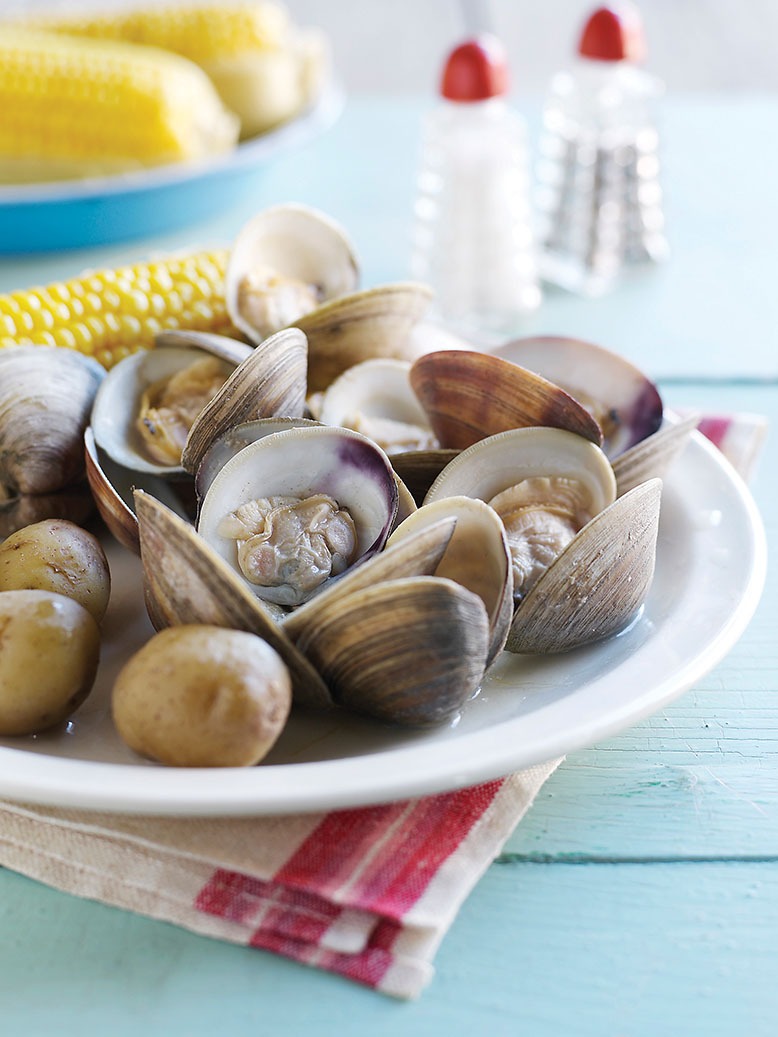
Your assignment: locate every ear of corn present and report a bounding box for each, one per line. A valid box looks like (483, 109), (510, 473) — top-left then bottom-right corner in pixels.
(13, 3), (329, 140)
(23, 2), (291, 64)
(0, 250), (232, 370)
(0, 29), (240, 181)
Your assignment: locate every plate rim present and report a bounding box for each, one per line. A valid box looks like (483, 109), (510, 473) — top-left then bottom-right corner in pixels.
(0, 430), (766, 816)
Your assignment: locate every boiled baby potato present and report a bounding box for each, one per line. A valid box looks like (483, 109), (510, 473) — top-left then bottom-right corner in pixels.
(0, 518), (111, 622)
(0, 590), (101, 736)
(112, 626), (293, 767)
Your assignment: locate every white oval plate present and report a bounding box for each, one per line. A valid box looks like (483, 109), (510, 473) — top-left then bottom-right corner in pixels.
(0, 431), (766, 815)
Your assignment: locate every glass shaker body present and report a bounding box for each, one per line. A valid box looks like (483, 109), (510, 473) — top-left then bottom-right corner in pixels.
(411, 98), (541, 342)
(536, 59), (668, 296)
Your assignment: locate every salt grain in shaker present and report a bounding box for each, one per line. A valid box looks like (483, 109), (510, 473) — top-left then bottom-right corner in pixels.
(536, 2), (669, 296)
(410, 34), (541, 342)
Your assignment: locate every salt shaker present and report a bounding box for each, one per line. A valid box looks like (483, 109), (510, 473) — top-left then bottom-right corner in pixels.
(410, 34), (541, 343)
(536, 2), (669, 296)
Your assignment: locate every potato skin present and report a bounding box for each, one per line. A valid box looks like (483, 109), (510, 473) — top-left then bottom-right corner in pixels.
(112, 626), (292, 767)
(0, 519), (111, 622)
(0, 590), (101, 736)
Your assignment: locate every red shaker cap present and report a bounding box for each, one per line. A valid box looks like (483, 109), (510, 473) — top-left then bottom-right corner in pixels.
(440, 34), (510, 101)
(577, 4), (646, 62)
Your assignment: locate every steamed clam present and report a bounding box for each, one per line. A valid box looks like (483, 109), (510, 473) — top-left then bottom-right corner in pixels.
(90, 327), (304, 480)
(138, 486), (488, 726)
(0, 347), (104, 537)
(386, 495), (514, 667)
(425, 426), (661, 652)
(90, 345), (237, 478)
(314, 357), (438, 454)
(225, 203), (360, 342)
(197, 424), (399, 607)
(225, 203), (433, 393)
(491, 336), (662, 456)
(316, 348), (607, 504)
(86, 328), (309, 550)
(409, 349), (603, 451)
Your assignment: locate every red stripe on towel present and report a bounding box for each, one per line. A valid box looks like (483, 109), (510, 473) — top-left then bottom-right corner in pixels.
(275, 778), (505, 915)
(697, 415), (732, 449)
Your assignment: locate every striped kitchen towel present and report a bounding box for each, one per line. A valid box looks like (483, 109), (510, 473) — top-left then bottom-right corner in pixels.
(0, 764), (557, 999)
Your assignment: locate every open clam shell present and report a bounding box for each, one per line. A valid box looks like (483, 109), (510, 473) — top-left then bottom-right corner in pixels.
(225, 203), (360, 343)
(134, 490), (332, 709)
(90, 344), (236, 479)
(410, 350), (603, 451)
(194, 414), (418, 532)
(315, 356), (459, 503)
(422, 426), (655, 653)
(316, 357), (435, 451)
(197, 425), (399, 607)
(506, 479), (663, 654)
(387, 496), (513, 667)
(491, 336), (663, 457)
(195, 415), (323, 504)
(424, 426), (617, 511)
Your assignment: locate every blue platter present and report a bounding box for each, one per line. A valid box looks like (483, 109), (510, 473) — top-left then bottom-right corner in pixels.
(0, 86), (344, 256)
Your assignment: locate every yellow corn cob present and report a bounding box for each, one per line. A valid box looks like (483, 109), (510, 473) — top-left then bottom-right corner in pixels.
(25, 2), (290, 64)
(17, 3), (328, 139)
(0, 29), (240, 182)
(0, 250), (232, 370)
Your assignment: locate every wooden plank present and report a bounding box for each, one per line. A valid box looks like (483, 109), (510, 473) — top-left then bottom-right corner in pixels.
(1, 861), (776, 1036)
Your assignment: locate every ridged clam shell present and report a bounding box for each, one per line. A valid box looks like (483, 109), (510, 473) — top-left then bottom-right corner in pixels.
(492, 336), (663, 457)
(506, 479), (662, 654)
(294, 576), (490, 726)
(387, 496), (513, 667)
(90, 345), (235, 479)
(410, 350), (603, 450)
(181, 327), (308, 475)
(294, 282), (433, 393)
(0, 347), (104, 496)
(613, 413), (700, 496)
(283, 515), (456, 642)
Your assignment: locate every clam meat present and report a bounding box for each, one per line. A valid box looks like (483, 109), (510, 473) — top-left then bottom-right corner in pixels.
(136, 356), (230, 466)
(315, 357), (439, 454)
(422, 426), (661, 653)
(226, 203), (360, 343)
(217, 493), (359, 600)
(197, 425), (399, 607)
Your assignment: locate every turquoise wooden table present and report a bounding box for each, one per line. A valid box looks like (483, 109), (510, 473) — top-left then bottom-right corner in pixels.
(0, 94), (775, 1035)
